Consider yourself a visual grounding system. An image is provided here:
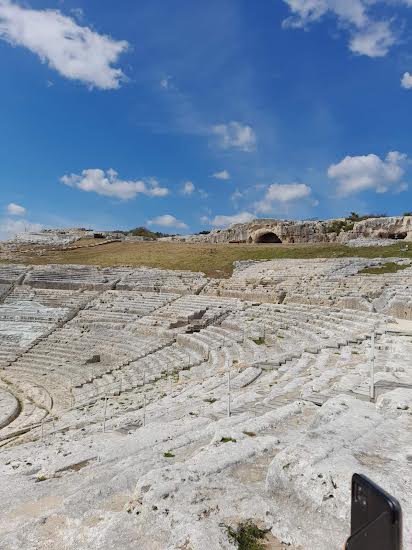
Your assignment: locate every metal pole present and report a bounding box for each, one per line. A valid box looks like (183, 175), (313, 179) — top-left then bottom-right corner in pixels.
(103, 395), (108, 433)
(370, 331), (375, 402)
(227, 360), (231, 417)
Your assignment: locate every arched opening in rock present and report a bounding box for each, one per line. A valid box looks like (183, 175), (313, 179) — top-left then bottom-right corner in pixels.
(388, 232), (407, 240)
(256, 232), (282, 244)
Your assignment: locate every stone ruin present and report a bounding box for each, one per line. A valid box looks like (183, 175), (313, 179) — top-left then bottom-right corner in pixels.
(179, 215), (412, 244)
(7, 215), (412, 250)
(0, 260), (410, 549)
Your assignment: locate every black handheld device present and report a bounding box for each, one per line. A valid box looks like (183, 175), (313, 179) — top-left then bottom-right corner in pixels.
(345, 473), (402, 550)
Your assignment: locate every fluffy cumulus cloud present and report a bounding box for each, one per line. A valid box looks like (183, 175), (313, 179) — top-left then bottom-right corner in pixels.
(281, 0), (404, 58)
(6, 202), (26, 215)
(211, 170), (231, 180)
(255, 183), (312, 214)
(181, 181), (195, 195)
(328, 151), (408, 195)
(61, 169), (169, 200)
(211, 122), (256, 152)
(147, 214), (187, 229)
(0, 0), (128, 89)
(208, 211), (255, 227)
(0, 218), (42, 241)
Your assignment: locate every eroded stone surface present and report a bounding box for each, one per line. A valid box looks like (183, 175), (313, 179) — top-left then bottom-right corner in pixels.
(0, 259), (410, 549)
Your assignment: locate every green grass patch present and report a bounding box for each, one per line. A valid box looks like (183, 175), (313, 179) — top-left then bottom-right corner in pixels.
(220, 437), (237, 444)
(252, 337), (265, 345)
(163, 451), (175, 458)
(204, 397), (218, 404)
(35, 475), (48, 482)
(227, 521), (267, 550)
(359, 262), (410, 275)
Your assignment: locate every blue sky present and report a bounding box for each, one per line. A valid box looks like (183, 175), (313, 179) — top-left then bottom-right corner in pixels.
(1, 0), (412, 238)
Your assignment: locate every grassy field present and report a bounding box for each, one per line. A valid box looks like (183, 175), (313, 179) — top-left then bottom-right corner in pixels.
(10, 240), (412, 278)
(359, 261), (411, 275)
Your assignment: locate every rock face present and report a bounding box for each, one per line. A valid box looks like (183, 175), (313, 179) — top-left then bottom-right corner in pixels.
(184, 216), (412, 244)
(266, 395), (412, 549)
(339, 216), (412, 242)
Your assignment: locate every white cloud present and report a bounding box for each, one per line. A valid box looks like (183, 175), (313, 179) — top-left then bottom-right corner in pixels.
(147, 214), (187, 229)
(0, 218), (42, 241)
(6, 202), (26, 216)
(401, 72), (412, 89)
(265, 183), (312, 202)
(209, 211), (255, 227)
(211, 169), (231, 180)
(181, 181), (195, 195)
(211, 122), (256, 152)
(349, 20), (396, 57)
(281, 0), (400, 58)
(255, 183), (312, 214)
(61, 169), (169, 200)
(0, 0), (128, 89)
(282, 0), (367, 29)
(328, 151), (408, 195)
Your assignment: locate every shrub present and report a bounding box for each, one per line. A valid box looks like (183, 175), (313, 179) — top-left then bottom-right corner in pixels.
(128, 226), (175, 239)
(252, 337), (265, 345)
(220, 437), (237, 443)
(227, 521), (267, 550)
(163, 451), (175, 458)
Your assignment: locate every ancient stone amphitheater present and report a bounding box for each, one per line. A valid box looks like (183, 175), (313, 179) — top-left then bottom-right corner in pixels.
(0, 260), (411, 549)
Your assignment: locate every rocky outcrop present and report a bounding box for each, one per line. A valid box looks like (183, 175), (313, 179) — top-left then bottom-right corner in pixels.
(185, 216), (412, 244)
(339, 216), (412, 242)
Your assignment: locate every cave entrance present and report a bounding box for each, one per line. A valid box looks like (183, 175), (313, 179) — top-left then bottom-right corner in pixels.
(256, 232), (282, 244)
(388, 232), (407, 240)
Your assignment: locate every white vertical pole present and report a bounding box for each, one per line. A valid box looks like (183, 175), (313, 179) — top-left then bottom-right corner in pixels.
(103, 395), (108, 432)
(370, 331), (375, 402)
(143, 369), (146, 427)
(227, 360), (231, 418)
